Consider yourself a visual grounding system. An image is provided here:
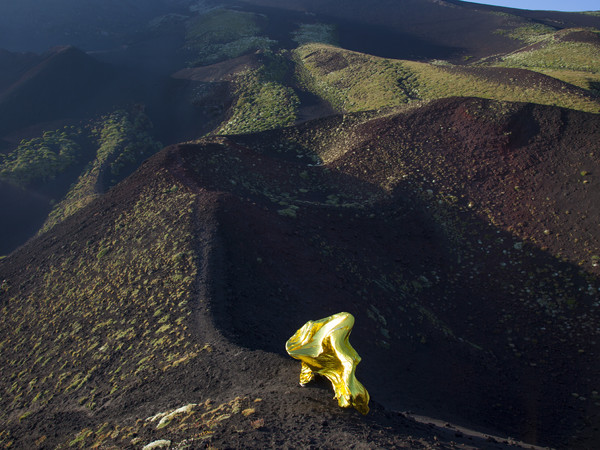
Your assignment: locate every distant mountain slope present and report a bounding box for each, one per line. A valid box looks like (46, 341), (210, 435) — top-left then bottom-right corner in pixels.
(240, 0), (600, 60)
(0, 50), (42, 97)
(2, 0), (598, 65)
(0, 46), (118, 136)
(1, 97), (599, 448)
(294, 43), (600, 114)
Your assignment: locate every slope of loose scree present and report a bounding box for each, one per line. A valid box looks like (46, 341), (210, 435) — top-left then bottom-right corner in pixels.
(1, 97), (599, 448)
(0, 132), (526, 450)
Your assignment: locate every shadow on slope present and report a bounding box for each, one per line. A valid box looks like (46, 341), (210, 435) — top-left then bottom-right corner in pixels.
(0, 180), (52, 255)
(238, 1), (465, 60)
(0, 50), (42, 96)
(0, 0), (186, 53)
(174, 97), (600, 448)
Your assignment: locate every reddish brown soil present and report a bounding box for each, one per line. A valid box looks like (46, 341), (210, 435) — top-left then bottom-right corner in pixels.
(0, 138), (533, 450)
(1, 97), (598, 448)
(1, 1), (599, 447)
(557, 29), (600, 45)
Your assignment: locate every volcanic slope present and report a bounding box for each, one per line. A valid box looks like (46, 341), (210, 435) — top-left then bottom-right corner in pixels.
(293, 43), (600, 115)
(1, 97), (600, 448)
(0, 111), (517, 450)
(239, 0), (600, 61)
(184, 42), (600, 143)
(486, 28), (600, 94)
(0, 46), (119, 136)
(0, 50), (42, 97)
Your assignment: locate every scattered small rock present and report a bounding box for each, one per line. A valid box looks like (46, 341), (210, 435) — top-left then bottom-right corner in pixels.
(143, 440), (172, 450)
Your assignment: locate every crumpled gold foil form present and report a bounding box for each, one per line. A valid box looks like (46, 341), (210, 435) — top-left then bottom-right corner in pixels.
(285, 312), (370, 415)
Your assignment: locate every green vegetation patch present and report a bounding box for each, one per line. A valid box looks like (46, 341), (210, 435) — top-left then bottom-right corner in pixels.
(217, 54), (300, 134)
(294, 43), (600, 114)
(496, 40), (600, 73)
(528, 69), (600, 94)
(485, 28), (600, 95)
(185, 8), (276, 66)
(93, 109), (162, 176)
(495, 23), (556, 44)
(404, 60), (600, 113)
(294, 44), (420, 112)
(40, 109), (162, 233)
(0, 129), (81, 187)
(186, 8), (261, 44)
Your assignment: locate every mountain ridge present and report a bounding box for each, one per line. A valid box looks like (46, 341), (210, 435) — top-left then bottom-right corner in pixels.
(0, 46), (117, 136)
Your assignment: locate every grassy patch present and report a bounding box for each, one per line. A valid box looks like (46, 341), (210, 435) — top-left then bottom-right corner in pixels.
(186, 8), (261, 45)
(185, 8), (276, 66)
(404, 61), (600, 113)
(294, 44), (420, 112)
(217, 53), (299, 134)
(39, 109), (162, 233)
(496, 40), (600, 73)
(529, 69), (600, 93)
(0, 129), (81, 187)
(488, 28), (600, 96)
(495, 23), (556, 44)
(294, 43), (600, 114)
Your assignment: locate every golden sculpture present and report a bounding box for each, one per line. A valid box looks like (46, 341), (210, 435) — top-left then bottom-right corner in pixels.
(285, 312), (370, 415)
